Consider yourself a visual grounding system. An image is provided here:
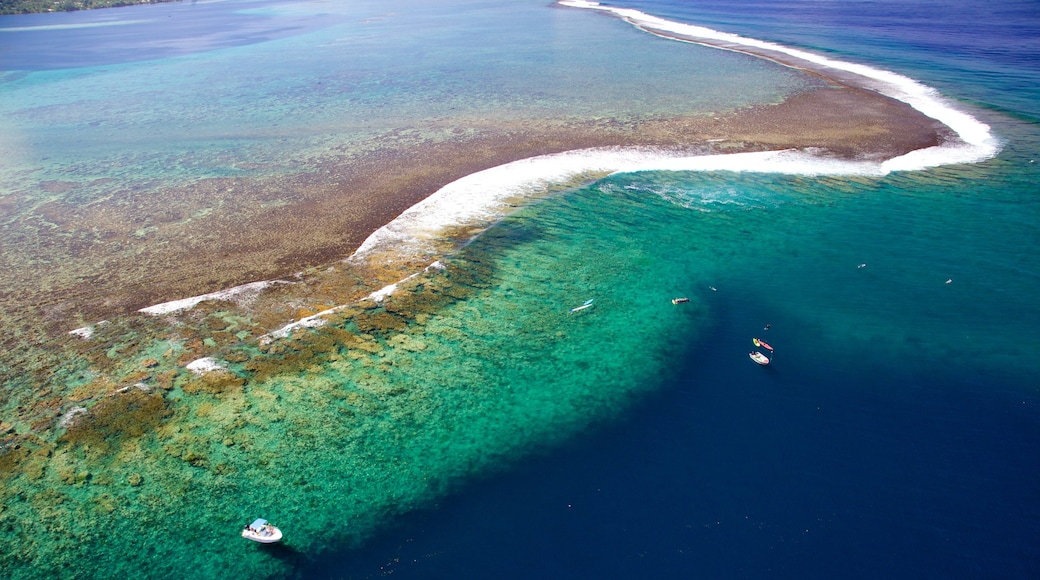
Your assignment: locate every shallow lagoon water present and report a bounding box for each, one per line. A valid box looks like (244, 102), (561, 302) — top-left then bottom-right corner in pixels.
(1, 0), (1039, 578)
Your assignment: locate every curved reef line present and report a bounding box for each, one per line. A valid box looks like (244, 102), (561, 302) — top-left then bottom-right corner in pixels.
(352, 0), (998, 262)
(559, 0), (997, 170)
(117, 0), (999, 334)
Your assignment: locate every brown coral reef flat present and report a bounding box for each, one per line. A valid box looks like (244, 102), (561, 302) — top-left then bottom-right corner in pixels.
(1, 85), (942, 339)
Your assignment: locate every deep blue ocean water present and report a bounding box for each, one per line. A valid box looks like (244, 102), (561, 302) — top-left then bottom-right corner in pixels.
(298, 1), (1040, 578)
(615, 0), (1040, 120)
(1, 1), (1038, 579)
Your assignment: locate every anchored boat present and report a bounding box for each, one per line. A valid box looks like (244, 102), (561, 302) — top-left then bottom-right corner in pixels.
(242, 518), (282, 544)
(749, 351), (770, 365)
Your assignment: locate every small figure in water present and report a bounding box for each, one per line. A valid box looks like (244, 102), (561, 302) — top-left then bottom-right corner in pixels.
(569, 299), (594, 313)
(764, 323), (771, 330)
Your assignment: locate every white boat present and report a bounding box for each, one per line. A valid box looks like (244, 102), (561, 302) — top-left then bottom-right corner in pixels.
(242, 518), (283, 543)
(749, 351), (770, 365)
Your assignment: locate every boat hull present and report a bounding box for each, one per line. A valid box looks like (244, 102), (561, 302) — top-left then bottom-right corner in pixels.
(242, 526), (283, 543)
(749, 351), (770, 365)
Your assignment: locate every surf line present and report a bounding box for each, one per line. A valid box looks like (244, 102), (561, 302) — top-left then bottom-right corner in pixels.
(347, 1), (1002, 273)
(557, 0), (998, 171)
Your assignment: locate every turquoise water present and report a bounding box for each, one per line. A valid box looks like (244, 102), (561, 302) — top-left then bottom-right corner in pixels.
(0, 0), (805, 189)
(315, 151), (1040, 578)
(1, 0), (1039, 578)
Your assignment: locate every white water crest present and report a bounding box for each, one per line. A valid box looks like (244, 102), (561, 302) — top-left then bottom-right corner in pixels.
(68, 320), (109, 340)
(348, 1), (999, 263)
(348, 147), (890, 264)
(138, 280), (287, 316)
(559, 0), (998, 170)
(346, 144), (920, 265)
(186, 356), (225, 375)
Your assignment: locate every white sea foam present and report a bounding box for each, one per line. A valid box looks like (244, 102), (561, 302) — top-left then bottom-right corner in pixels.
(347, 147), (887, 264)
(352, 146), (887, 260)
(349, 147), (662, 262)
(69, 320), (109, 340)
(186, 357), (225, 375)
(262, 306), (343, 342)
(59, 407), (88, 429)
(368, 281), (401, 303)
(366, 261), (447, 302)
(560, 0), (998, 169)
(69, 326), (95, 340)
(138, 280), (287, 316)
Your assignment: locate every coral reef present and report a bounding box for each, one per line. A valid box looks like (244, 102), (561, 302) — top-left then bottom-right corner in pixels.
(60, 388), (172, 454)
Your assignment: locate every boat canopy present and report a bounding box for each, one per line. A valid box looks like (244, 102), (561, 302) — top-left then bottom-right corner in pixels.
(249, 518), (268, 530)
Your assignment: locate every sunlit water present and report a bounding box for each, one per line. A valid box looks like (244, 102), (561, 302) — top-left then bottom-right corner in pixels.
(1, 0), (1038, 578)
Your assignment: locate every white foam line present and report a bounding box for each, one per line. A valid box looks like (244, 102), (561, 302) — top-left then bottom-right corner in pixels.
(349, 147), (658, 262)
(368, 278), (407, 304)
(139, 280), (288, 316)
(365, 260), (447, 301)
(560, 0), (999, 170)
(265, 307), (339, 342)
(186, 356), (225, 375)
(349, 2), (1001, 266)
(347, 147), (886, 264)
(69, 320), (109, 340)
(69, 326), (95, 339)
(0, 20), (152, 32)
(260, 261), (447, 343)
